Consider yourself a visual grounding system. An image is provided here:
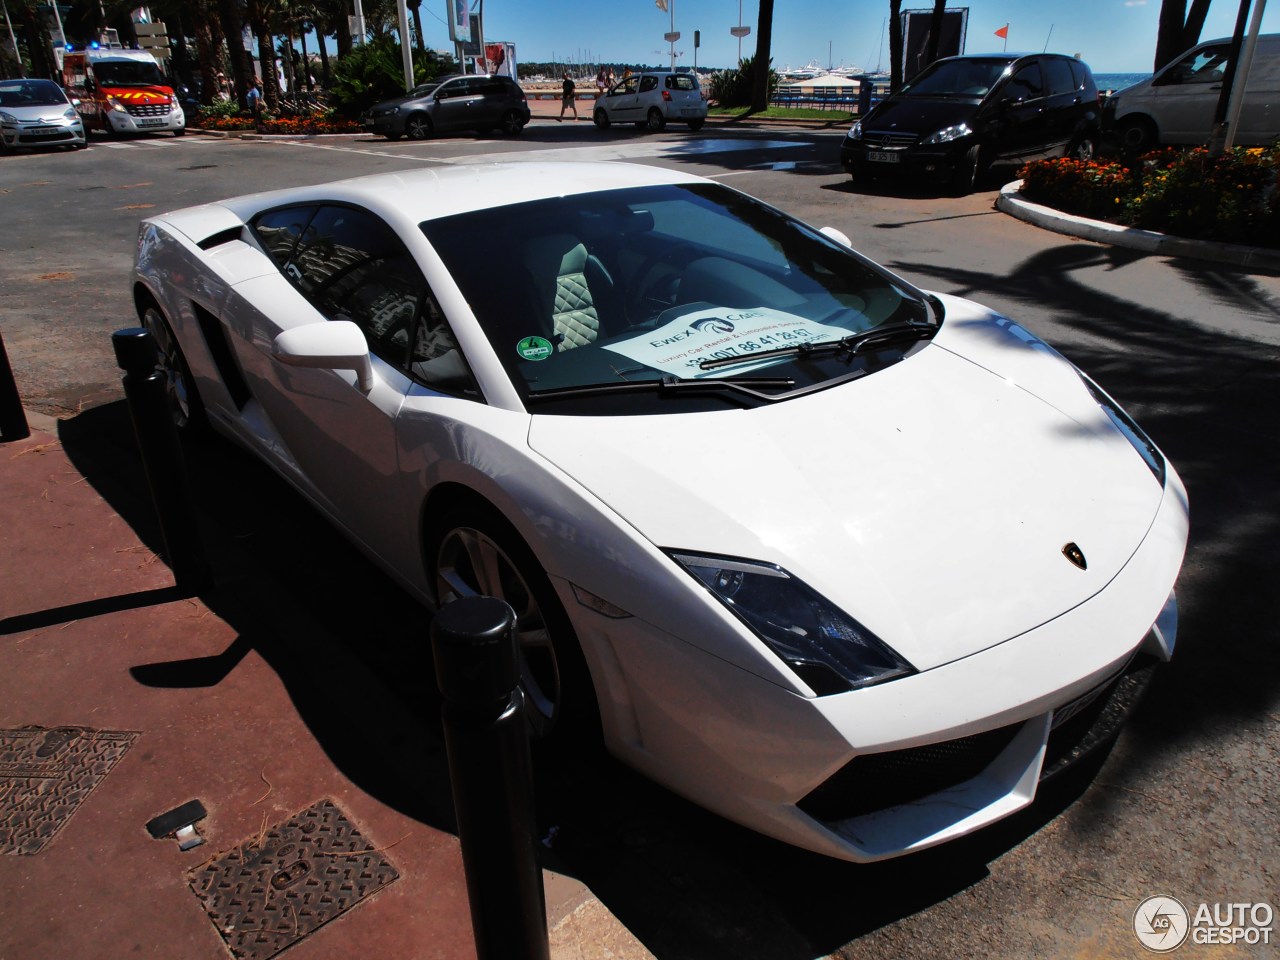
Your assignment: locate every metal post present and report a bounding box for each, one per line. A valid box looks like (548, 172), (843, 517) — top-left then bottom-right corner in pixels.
(0, 329), (31, 442)
(432, 596), (549, 960)
(112, 328), (211, 596)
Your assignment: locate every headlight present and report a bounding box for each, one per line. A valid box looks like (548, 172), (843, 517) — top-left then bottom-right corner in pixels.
(105, 96), (125, 111)
(668, 552), (916, 695)
(1077, 370), (1166, 485)
(0, 111), (16, 123)
(921, 122), (973, 145)
(62, 106), (78, 120)
(848, 119), (862, 140)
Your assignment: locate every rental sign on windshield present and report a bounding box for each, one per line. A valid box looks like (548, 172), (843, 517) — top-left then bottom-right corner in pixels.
(604, 306), (847, 377)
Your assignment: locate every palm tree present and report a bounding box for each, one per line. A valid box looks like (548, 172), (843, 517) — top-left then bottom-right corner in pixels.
(750, 0), (773, 111)
(1155, 0), (1212, 71)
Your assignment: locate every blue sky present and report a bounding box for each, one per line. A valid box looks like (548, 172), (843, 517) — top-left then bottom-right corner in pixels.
(414, 0), (1280, 74)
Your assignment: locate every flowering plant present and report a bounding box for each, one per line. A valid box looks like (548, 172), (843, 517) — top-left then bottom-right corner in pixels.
(1018, 144), (1280, 248)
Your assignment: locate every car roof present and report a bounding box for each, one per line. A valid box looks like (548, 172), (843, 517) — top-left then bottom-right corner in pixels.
(204, 161), (708, 227)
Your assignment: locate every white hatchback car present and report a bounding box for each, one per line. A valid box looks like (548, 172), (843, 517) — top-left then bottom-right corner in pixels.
(131, 161), (1186, 863)
(0, 78), (87, 151)
(593, 71), (707, 131)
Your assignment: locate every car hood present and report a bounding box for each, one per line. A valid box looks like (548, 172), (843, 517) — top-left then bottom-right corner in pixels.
(527, 297), (1166, 671)
(862, 96), (980, 137)
(99, 84), (173, 105)
(2, 103), (72, 122)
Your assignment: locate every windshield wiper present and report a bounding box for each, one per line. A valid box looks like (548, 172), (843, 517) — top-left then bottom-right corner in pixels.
(698, 320), (937, 372)
(525, 375), (796, 404)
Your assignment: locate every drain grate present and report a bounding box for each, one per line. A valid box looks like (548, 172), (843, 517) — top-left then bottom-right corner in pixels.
(188, 798), (399, 960)
(0, 726), (139, 856)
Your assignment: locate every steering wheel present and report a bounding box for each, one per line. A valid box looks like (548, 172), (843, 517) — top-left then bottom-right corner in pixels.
(631, 244), (699, 324)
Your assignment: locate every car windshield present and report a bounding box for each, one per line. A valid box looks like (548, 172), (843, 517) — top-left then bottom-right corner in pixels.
(92, 59), (165, 86)
(421, 183), (934, 414)
(902, 58), (1012, 98)
(0, 80), (68, 107)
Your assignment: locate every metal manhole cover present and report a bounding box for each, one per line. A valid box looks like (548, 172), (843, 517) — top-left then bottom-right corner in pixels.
(188, 798), (400, 960)
(0, 726), (139, 856)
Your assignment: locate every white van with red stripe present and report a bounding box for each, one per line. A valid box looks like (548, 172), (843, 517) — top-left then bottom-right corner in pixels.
(63, 47), (185, 138)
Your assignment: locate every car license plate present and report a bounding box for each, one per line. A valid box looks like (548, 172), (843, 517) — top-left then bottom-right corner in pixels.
(680, 108), (699, 117)
(868, 151), (900, 163)
(28, 126), (59, 135)
(137, 118), (166, 127)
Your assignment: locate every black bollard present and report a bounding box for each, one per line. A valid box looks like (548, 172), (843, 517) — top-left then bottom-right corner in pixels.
(112, 328), (211, 596)
(432, 596), (550, 960)
(0, 329), (31, 442)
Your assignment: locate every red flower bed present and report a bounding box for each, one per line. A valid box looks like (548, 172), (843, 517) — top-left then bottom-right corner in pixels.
(1018, 145), (1280, 248)
(192, 111), (361, 135)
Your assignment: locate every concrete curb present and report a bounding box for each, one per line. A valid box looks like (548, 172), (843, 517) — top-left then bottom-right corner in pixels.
(996, 179), (1280, 272)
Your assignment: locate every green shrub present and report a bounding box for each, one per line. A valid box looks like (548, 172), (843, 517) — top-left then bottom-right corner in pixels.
(327, 37), (455, 119)
(709, 55), (777, 108)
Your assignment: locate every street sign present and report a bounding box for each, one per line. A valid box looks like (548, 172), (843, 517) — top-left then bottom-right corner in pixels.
(730, 26), (751, 38)
(135, 20), (169, 60)
(664, 31), (680, 42)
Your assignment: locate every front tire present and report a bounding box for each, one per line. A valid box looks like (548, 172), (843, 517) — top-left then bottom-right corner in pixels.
(646, 108), (666, 132)
(430, 504), (598, 743)
(140, 300), (204, 433)
(593, 108), (610, 129)
(405, 112), (432, 140)
(949, 144), (981, 195)
(173, 128), (186, 137)
(1117, 116), (1156, 154)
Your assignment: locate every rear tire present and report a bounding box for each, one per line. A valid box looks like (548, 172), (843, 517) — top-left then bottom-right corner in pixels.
(139, 299), (205, 433)
(1065, 133), (1096, 161)
(500, 109), (525, 136)
(687, 118), (704, 131)
(646, 108), (666, 132)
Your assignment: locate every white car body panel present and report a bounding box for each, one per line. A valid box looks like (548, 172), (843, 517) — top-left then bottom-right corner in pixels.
(130, 161), (1189, 863)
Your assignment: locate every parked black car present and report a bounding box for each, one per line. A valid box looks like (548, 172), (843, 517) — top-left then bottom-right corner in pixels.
(362, 74), (530, 140)
(840, 53), (1100, 193)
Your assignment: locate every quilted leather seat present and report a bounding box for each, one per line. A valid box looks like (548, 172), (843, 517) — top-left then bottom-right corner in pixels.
(526, 233), (618, 350)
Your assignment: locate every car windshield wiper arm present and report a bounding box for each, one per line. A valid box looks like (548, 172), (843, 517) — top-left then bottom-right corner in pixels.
(525, 375), (796, 404)
(698, 321), (937, 371)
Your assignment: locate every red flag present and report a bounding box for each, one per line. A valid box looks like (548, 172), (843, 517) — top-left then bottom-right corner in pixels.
(994, 24), (1009, 39)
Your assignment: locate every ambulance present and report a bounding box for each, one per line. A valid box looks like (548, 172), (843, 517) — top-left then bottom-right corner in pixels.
(62, 47), (185, 137)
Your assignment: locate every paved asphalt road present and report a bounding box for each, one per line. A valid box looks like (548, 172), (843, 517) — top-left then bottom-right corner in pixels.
(1, 124), (1277, 959)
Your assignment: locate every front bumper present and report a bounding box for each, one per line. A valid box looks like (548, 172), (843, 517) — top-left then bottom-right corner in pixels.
(841, 136), (969, 182)
(581, 465), (1188, 862)
(104, 104), (185, 134)
(1, 117), (86, 149)
(362, 113), (403, 135)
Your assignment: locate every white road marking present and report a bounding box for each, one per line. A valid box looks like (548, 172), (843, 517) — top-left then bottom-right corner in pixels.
(270, 136), (810, 166)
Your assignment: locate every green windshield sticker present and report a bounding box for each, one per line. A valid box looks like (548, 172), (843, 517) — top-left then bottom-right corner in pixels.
(517, 336), (554, 361)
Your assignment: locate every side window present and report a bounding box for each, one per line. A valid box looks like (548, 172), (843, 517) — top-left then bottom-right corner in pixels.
(640, 75), (658, 92)
(1005, 63), (1045, 101)
(667, 75), (697, 91)
(283, 205), (475, 394)
(438, 79), (471, 99)
(1069, 60), (1091, 92)
(1042, 59), (1076, 97)
(1174, 45), (1229, 83)
(252, 205), (318, 271)
(614, 76), (639, 96)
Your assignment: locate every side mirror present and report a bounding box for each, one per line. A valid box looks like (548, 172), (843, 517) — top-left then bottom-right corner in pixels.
(273, 320), (373, 392)
(819, 226), (853, 249)
(70, 97), (81, 108)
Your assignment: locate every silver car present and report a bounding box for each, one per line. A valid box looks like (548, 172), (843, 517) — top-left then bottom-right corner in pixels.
(592, 71), (707, 132)
(0, 78), (87, 151)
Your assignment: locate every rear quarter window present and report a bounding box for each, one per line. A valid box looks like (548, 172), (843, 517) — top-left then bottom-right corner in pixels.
(1042, 59), (1076, 97)
(666, 75), (698, 91)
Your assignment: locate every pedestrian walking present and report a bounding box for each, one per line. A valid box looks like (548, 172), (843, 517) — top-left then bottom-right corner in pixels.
(596, 66), (608, 95)
(559, 72), (577, 121)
